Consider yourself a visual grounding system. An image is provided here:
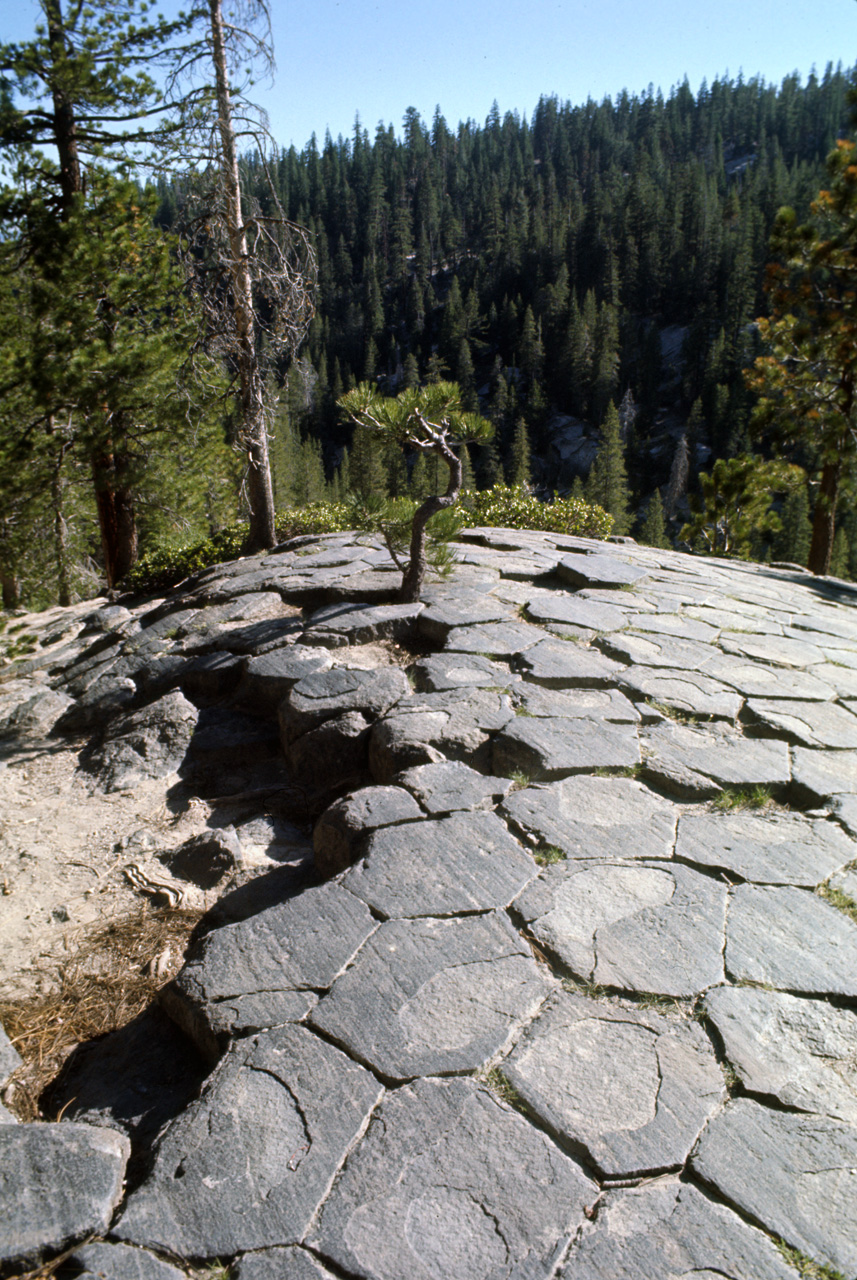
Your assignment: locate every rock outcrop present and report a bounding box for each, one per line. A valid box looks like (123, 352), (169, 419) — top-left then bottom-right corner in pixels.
(2, 527), (857, 1279)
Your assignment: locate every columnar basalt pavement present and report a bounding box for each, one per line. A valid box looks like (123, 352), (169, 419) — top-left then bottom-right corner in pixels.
(2, 528), (857, 1280)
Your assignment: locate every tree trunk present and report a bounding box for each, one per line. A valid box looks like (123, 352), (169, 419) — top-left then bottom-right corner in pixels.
(808, 460), (841, 576)
(51, 459), (72, 607)
(398, 439), (461, 603)
(208, 0), (275, 554)
(1, 569), (19, 611)
(44, 0), (83, 218)
(91, 449), (138, 590)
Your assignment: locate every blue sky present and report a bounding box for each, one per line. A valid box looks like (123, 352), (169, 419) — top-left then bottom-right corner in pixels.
(5, 0), (855, 149)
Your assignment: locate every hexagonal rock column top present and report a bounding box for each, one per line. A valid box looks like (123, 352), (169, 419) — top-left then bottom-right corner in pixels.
(278, 667), (411, 745)
(745, 696), (857, 748)
(161, 882), (377, 1062)
(313, 785), (424, 876)
(309, 1076), (597, 1280)
(618, 665), (744, 719)
(704, 986), (857, 1122)
(557, 553), (650, 589)
(639, 720), (790, 799)
(524, 593), (629, 632)
(502, 775), (676, 862)
(790, 746), (857, 802)
(560, 1177), (799, 1280)
(342, 810), (538, 919)
(233, 1246), (339, 1280)
(0, 1123), (130, 1268)
(691, 1098), (857, 1278)
(512, 639), (625, 689)
(398, 761), (515, 815)
(725, 884), (857, 995)
(676, 810), (854, 886)
(503, 991), (723, 1177)
(492, 716), (640, 781)
(514, 861), (726, 996)
(310, 912), (554, 1081)
(115, 1025), (383, 1259)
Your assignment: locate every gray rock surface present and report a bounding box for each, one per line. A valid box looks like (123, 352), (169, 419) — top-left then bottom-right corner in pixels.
(0, 1122), (130, 1266)
(302, 600), (423, 644)
(442, 619), (545, 656)
(159, 827), (243, 888)
(746, 696), (857, 747)
(562, 1177), (799, 1279)
(511, 682), (640, 721)
(91, 691), (198, 791)
(8, 529), (857, 1279)
(505, 991), (723, 1176)
(115, 1026), (383, 1257)
(233, 1247), (340, 1280)
(692, 1097), (857, 1276)
(311, 912), (552, 1081)
(69, 1241), (188, 1280)
(162, 883), (376, 1061)
(398, 760), (514, 813)
(235, 646), (332, 712)
(279, 667), (410, 743)
(640, 719), (790, 797)
(675, 810), (853, 885)
(343, 810), (537, 918)
(493, 715), (640, 780)
(558, 553), (649, 588)
(618, 665), (743, 718)
(288, 710), (372, 782)
(310, 1076), (596, 1280)
(411, 651), (518, 691)
(525, 593), (629, 631)
(313, 785), (423, 875)
(514, 639), (625, 688)
(725, 884), (857, 994)
(704, 986), (857, 1121)
(0, 1021), (21, 1087)
(515, 860), (726, 995)
(502, 775), (676, 861)
(791, 745), (857, 801)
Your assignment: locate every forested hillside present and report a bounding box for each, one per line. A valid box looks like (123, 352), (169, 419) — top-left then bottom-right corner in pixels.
(162, 64), (855, 558)
(2, 35), (856, 609)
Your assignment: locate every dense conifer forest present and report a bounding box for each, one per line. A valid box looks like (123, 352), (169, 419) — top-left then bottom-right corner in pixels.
(2, 26), (857, 607)
(160, 63), (857, 559)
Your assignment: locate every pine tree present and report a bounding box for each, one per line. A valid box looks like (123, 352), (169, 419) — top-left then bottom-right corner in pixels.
(639, 489), (668, 548)
(507, 420), (532, 487)
(585, 402), (631, 535)
(771, 483), (812, 566)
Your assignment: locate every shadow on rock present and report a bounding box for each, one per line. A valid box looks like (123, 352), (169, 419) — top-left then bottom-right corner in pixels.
(41, 1005), (208, 1189)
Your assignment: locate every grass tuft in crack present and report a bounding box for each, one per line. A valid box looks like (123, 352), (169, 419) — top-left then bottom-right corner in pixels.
(711, 785), (775, 812)
(533, 845), (565, 867)
(480, 1067), (526, 1109)
(817, 883), (857, 926)
(775, 1241), (846, 1279)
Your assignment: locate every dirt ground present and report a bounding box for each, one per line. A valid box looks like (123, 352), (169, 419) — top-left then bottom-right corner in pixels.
(0, 741), (215, 1004)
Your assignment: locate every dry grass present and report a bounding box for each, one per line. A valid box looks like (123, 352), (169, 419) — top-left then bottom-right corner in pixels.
(0, 904), (203, 1122)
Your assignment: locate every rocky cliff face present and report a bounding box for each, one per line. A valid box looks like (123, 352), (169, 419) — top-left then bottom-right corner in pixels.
(2, 529), (857, 1279)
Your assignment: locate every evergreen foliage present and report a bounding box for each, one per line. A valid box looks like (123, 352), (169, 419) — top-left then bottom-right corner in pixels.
(4, 46), (857, 604)
(639, 489), (668, 548)
(585, 402), (631, 535)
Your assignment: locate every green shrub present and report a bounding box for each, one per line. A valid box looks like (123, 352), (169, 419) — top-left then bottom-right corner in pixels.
(461, 484), (614, 539)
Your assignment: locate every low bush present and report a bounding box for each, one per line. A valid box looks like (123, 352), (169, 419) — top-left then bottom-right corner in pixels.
(120, 486), (612, 595)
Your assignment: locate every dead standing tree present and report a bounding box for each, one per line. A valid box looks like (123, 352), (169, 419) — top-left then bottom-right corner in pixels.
(173, 0), (316, 553)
